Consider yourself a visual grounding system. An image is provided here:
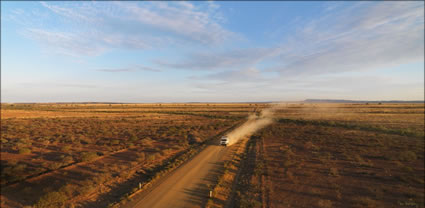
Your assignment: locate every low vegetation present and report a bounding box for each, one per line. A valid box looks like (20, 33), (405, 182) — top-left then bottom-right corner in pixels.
(232, 103), (424, 208)
(206, 138), (249, 208)
(1, 103), (423, 208)
(233, 134), (265, 208)
(1, 103), (258, 207)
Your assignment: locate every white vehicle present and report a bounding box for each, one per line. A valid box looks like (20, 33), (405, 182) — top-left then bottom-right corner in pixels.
(220, 136), (229, 146)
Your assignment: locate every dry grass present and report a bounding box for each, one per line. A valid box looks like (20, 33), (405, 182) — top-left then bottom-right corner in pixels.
(0, 103), (257, 208)
(206, 138), (249, 208)
(243, 103), (424, 208)
(1, 103), (423, 208)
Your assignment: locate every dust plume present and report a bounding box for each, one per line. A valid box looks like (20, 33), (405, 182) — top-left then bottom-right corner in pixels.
(225, 105), (278, 146)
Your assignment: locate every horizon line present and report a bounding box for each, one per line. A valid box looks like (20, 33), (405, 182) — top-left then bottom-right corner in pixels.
(1, 99), (424, 105)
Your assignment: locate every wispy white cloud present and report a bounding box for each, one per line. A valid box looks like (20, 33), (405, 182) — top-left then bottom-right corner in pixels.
(40, 1), (97, 23)
(273, 1), (424, 76)
(13, 1), (236, 56)
(114, 1), (235, 44)
(161, 2), (423, 78)
(23, 28), (108, 56)
(173, 2), (423, 82)
(3, 1), (423, 102)
(178, 2), (424, 101)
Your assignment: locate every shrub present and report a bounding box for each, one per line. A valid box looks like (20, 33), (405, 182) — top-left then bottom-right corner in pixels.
(34, 191), (68, 208)
(80, 152), (99, 162)
(239, 198), (261, 208)
(317, 199), (332, 208)
(62, 156), (74, 164)
(304, 141), (319, 151)
(93, 173), (112, 184)
(286, 171), (294, 181)
(14, 163), (27, 172)
(127, 143), (135, 148)
(78, 179), (96, 195)
(111, 139), (120, 145)
(1, 163), (28, 183)
(137, 152), (145, 162)
(399, 151), (417, 162)
(329, 167), (339, 177)
(354, 197), (377, 207)
(147, 154), (156, 161)
(142, 138), (154, 147)
(61, 145), (72, 152)
(187, 133), (202, 144)
(283, 149), (295, 160)
(79, 138), (92, 145)
(354, 154), (365, 163)
(283, 160), (294, 168)
(59, 184), (78, 198)
(18, 147), (31, 154)
(48, 162), (62, 170)
(130, 135), (138, 142)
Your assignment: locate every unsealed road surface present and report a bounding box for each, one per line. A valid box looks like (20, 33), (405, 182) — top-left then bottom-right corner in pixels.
(122, 144), (229, 208)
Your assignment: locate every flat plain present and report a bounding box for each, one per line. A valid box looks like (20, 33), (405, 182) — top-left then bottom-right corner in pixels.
(1, 103), (255, 207)
(234, 103), (424, 208)
(0, 103), (423, 208)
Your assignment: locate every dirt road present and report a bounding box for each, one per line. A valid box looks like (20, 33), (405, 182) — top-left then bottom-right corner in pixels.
(121, 143), (230, 208)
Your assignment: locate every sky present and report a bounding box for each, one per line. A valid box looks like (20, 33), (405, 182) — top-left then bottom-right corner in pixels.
(1, 1), (424, 103)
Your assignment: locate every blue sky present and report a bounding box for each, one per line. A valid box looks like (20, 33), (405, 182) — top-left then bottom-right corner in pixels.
(1, 1), (424, 102)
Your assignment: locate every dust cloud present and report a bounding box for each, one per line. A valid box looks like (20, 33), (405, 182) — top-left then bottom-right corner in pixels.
(225, 105), (278, 146)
